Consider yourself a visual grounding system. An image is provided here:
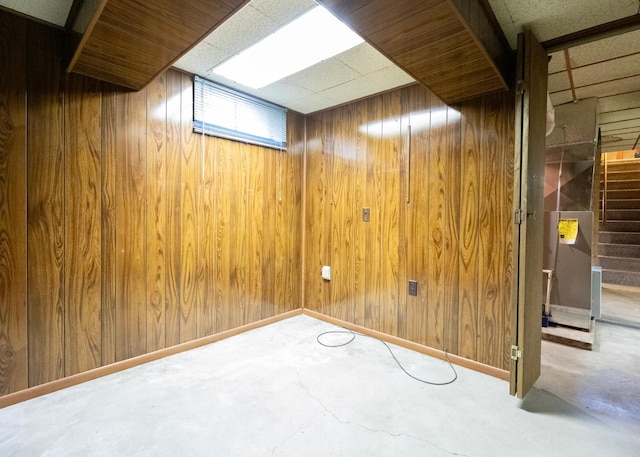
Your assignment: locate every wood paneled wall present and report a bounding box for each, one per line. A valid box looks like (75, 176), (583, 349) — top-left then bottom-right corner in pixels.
(304, 84), (515, 370)
(0, 12), (302, 396)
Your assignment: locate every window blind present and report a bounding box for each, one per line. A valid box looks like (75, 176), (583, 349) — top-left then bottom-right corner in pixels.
(194, 76), (287, 150)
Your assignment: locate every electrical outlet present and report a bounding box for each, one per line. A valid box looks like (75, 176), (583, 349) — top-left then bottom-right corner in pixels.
(408, 280), (417, 296)
(362, 207), (370, 222)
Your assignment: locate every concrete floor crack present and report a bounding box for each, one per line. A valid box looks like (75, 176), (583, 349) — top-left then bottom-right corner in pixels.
(294, 370), (469, 457)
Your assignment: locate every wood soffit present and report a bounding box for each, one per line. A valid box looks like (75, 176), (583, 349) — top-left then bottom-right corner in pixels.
(316, 0), (512, 104)
(67, 0), (250, 90)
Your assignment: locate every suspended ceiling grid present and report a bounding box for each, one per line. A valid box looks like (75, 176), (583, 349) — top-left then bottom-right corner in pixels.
(2, 0), (640, 151)
(488, 0), (640, 153)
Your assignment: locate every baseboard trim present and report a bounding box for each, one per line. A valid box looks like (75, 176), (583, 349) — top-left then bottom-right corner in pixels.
(303, 309), (510, 382)
(0, 309), (303, 410)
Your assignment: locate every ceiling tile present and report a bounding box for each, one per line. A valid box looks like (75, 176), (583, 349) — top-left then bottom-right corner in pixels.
(174, 42), (225, 76)
(252, 80), (314, 107)
(599, 118), (640, 131)
(569, 29), (640, 67)
(487, 0), (639, 48)
(550, 90), (573, 106)
(548, 71), (571, 93)
(320, 66), (414, 104)
(601, 125), (640, 136)
(0, 0), (73, 26)
(600, 107), (640, 124)
(598, 90), (640, 113)
(602, 144), (636, 152)
(250, 0), (315, 24)
(548, 51), (567, 74)
(287, 59), (361, 93)
(575, 75), (640, 99)
(571, 53), (640, 87)
(286, 92), (337, 114)
(203, 4), (276, 56)
(335, 43), (394, 76)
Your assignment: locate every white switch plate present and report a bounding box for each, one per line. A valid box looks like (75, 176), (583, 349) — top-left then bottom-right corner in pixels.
(322, 265), (331, 280)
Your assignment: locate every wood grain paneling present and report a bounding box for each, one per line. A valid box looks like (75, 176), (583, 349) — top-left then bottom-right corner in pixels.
(427, 93), (447, 351)
(64, 73), (102, 376)
(305, 83), (515, 370)
(197, 111), (215, 338)
(364, 96), (383, 331)
(0, 13), (28, 395)
(100, 84), (117, 366)
(179, 72), (198, 343)
(318, 0), (511, 104)
(1, 11), (302, 398)
(26, 22), (65, 386)
(68, 0), (250, 90)
(304, 115), (331, 315)
(115, 88), (147, 361)
(146, 74), (167, 352)
(165, 69), (183, 347)
(443, 106), (462, 355)
(458, 97), (481, 362)
(214, 137), (231, 333)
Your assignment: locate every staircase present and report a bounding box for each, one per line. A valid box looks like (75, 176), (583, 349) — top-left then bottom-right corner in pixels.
(599, 158), (640, 287)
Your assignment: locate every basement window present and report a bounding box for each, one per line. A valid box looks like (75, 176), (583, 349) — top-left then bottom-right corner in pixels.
(194, 76), (287, 150)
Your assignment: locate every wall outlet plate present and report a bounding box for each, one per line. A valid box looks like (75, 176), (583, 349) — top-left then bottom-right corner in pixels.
(408, 280), (417, 296)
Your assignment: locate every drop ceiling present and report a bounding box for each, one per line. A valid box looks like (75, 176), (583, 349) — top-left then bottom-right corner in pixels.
(2, 0), (640, 151)
(173, 0), (414, 114)
(488, 0), (640, 153)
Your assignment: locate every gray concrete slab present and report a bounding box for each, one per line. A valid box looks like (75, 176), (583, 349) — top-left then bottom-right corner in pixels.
(1, 314), (638, 456)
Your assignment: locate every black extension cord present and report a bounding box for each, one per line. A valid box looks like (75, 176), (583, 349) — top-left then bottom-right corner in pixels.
(316, 329), (458, 386)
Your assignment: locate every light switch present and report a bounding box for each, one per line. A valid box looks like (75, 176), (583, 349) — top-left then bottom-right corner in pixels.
(322, 265), (331, 281)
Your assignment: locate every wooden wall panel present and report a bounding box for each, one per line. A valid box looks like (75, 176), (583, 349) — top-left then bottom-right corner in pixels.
(26, 22), (65, 386)
(305, 84), (514, 370)
(64, 73), (102, 376)
(229, 142), (248, 328)
(0, 13), (28, 395)
(443, 106), (462, 355)
(115, 89), (148, 361)
(247, 143), (264, 323)
(197, 113), (216, 338)
(352, 100), (368, 327)
(100, 84), (117, 366)
(304, 115), (331, 315)
(146, 74), (168, 352)
(214, 138), (231, 333)
(179, 73), (198, 343)
(427, 94), (448, 351)
(275, 112), (304, 316)
(165, 70), (183, 347)
(330, 105), (355, 323)
(403, 86), (430, 346)
(261, 146), (276, 320)
(364, 97), (383, 331)
(379, 92), (401, 336)
(458, 98), (481, 361)
(0, 11), (303, 398)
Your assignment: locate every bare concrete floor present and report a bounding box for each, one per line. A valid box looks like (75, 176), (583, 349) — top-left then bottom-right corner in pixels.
(600, 284), (640, 327)
(1, 312), (639, 456)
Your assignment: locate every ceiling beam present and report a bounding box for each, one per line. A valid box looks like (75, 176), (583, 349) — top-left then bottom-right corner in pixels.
(542, 14), (640, 52)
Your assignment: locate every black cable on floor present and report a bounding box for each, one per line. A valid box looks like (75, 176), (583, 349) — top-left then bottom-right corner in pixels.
(316, 328), (458, 386)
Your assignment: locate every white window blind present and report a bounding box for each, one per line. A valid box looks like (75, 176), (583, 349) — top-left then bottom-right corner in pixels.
(194, 76), (287, 150)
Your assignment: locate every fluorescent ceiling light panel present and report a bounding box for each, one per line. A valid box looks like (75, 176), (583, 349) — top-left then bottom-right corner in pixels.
(211, 6), (364, 88)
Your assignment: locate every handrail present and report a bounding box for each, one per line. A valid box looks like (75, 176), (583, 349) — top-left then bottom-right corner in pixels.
(602, 154), (608, 224)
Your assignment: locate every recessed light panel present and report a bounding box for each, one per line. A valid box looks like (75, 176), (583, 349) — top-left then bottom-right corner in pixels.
(211, 6), (363, 88)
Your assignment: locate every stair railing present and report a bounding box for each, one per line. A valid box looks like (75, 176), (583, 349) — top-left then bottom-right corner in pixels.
(602, 154), (608, 224)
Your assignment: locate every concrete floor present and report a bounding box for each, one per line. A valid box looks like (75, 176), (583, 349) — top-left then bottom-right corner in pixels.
(1, 313), (639, 456)
(600, 284), (640, 327)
